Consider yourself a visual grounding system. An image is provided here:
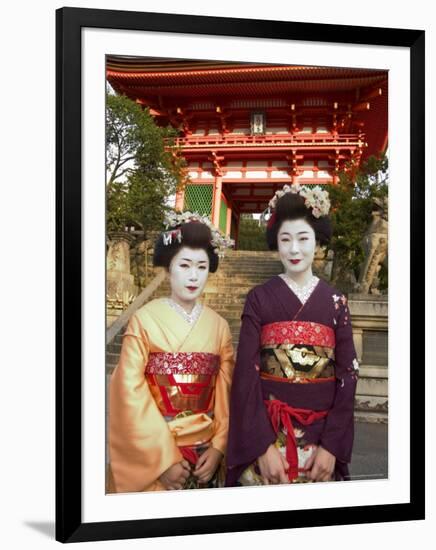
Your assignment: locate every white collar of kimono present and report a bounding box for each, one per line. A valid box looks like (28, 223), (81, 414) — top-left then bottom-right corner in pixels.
(165, 298), (203, 325)
(279, 273), (320, 305)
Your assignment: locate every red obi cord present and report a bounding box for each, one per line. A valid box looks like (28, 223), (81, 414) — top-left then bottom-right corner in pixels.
(264, 399), (328, 481)
(179, 446), (200, 466)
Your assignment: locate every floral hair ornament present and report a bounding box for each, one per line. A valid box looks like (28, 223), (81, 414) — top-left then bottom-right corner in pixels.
(163, 210), (235, 257)
(260, 183), (331, 227)
(162, 228), (182, 246)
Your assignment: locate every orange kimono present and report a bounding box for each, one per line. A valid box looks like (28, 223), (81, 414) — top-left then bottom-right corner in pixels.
(109, 298), (234, 493)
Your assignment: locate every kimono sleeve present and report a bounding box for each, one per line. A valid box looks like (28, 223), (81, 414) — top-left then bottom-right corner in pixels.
(211, 320), (235, 456)
(319, 296), (359, 464)
(225, 289), (277, 485)
(109, 313), (182, 493)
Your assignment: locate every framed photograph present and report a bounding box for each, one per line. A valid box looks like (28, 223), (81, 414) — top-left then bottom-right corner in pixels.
(56, 7), (425, 543)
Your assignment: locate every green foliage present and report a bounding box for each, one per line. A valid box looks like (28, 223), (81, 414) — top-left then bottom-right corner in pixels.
(238, 215), (268, 250)
(326, 154), (388, 285)
(106, 92), (187, 234)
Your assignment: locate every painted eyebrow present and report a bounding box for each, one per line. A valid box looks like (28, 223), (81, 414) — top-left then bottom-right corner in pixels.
(278, 231), (310, 236)
(180, 258), (208, 263)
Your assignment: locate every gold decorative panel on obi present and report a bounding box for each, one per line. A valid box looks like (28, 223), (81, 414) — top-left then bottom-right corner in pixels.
(146, 372), (218, 416)
(260, 344), (335, 381)
(144, 352), (220, 416)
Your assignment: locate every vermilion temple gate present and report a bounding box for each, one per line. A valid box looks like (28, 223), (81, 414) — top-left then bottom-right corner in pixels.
(107, 58), (388, 245)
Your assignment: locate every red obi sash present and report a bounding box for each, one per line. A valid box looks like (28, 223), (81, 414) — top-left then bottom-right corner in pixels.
(264, 399), (328, 481)
(261, 321), (335, 348)
(145, 352), (220, 417)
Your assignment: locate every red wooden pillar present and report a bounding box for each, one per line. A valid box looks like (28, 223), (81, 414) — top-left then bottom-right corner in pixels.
(212, 174), (222, 227)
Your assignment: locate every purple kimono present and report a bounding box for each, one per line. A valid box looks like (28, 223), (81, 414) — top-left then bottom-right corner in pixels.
(225, 275), (359, 486)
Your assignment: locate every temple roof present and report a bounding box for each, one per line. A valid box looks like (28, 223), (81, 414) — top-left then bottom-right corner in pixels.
(106, 57), (388, 158)
(107, 57), (387, 96)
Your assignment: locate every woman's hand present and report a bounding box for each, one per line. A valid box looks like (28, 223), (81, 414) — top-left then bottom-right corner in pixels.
(304, 445), (336, 481)
(257, 444), (289, 484)
(193, 447), (223, 483)
(158, 460), (191, 490)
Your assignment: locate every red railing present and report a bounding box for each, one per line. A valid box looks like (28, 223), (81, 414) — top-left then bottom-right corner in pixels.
(166, 132), (365, 149)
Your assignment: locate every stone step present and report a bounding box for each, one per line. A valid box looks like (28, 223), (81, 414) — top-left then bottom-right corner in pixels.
(208, 275), (278, 281)
(204, 313), (243, 320)
(213, 273), (281, 277)
(358, 365), (388, 379)
(107, 342), (122, 354)
(106, 352), (120, 368)
(214, 265), (281, 270)
(202, 287), (254, 295)
(212, 261), (281, 266)
(207, 295), (245, 301)
(207, 311), (243, 318)
(209, 272), (281, 278)
(204, 282), (271, 288)
(356, 377), (387, 397)
(221, 265), (278, 270)
(211, 271), (280, 276)
(355, 394), (388, 414)
(221, 266), (282, 270)
(354, 411), (388, 424)
(203, 295), (246, 302)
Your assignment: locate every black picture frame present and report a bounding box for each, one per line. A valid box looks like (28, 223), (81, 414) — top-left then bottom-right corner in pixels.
(56, 7), (425, 543)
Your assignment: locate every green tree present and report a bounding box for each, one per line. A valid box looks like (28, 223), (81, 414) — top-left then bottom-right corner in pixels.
(106, 92), (187, 234)
(238, 214), (268, 250)
(326, 154), (388, 289)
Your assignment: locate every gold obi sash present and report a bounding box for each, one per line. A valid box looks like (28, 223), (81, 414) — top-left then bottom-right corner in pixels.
(145, 352), (220, 447)
(260, 321), (336, 383)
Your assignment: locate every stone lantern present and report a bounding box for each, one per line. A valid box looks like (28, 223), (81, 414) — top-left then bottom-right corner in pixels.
(106, 231), (136, 316)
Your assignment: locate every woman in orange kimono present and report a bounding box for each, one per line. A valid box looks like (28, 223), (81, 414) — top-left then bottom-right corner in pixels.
(109, 215), (234, 493)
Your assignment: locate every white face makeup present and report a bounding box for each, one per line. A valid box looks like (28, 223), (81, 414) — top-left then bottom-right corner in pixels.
(169, 247), (210, 311)
(277, 219), (316, 285)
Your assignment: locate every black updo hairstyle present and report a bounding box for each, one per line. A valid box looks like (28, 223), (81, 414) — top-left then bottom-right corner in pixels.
(153, 220), (219, 273)
(266, 192), (332, 250)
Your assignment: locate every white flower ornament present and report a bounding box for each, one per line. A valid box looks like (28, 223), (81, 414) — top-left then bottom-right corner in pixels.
(162, 210), (235, 257)
(261, 183), (331, 226)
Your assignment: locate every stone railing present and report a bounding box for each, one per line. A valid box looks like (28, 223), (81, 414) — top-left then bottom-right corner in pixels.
(348, 294), (388, 423)
(106, 268), (166, 345)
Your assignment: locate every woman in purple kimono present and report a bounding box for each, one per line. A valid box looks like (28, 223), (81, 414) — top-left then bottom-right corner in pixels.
(226, 184), (359, 486)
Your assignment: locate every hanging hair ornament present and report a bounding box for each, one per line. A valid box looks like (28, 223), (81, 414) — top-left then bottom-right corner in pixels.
(260, 183), (331, 226)
(163, 210), (235, 257)
(162, 228), (182, 246)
